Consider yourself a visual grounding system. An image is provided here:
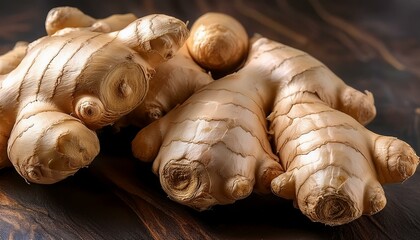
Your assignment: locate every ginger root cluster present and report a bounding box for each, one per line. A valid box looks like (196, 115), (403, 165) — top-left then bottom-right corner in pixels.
(0, 7), (418, 226)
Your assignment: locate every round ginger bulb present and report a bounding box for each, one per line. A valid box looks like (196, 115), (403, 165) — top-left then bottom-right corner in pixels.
(187, 12), (248, 74)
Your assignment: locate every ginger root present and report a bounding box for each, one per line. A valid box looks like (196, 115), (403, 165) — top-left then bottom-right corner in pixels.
(45, 6), (137, 35)
(0, 11), (189, 184)
(131, 14), (418, 225)
(118, 45), (213, 128)
(187, 12), (249, 74)
(263, 34), (418, 224)
(0, 41), (28, 75)
(132, 14), (281, 209)
(121, 12), (249, 127)
(45, 8), (215, 129)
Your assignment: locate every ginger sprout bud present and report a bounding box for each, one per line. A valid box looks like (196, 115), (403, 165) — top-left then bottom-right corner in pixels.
(74, 95), (105, 129)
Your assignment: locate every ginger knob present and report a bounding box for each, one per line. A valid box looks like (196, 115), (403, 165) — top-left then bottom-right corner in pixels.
(187, 12), (249, 74)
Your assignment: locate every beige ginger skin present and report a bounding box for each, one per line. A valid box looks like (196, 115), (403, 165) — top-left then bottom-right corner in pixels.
(124, 12), (249, 127)
(0, 42), (29, 75)
(45, 6), (138, 35)
(119, 45), (213, 128)
(0, 12), (189, 184)
(42, 10), (249, 128)
(132, 14), (419, 225)
(187, 12), (249, 74)
(5, 8), (417, 226)
(44, 7), (215, 129)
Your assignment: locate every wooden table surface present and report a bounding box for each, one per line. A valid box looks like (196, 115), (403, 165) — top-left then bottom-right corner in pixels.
(1, 0), (419, 239)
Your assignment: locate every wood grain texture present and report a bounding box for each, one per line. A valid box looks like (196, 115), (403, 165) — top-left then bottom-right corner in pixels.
(0, 0), (419, 239)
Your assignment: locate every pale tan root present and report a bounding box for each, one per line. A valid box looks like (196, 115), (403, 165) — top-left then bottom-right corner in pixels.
(132, 115), (166, 163)
(0, 42), (28, 75)
(45, 6), (137, 35)
(187, 12), (249, 74)
(255, 156), (284, 194)
(45, 6), (96, 35)
(130, 14), (286, 210)
(132, 104), (282, 209)
(8, 102), (99, 184)
(294, 167), (386, 225)
(0, 11), (189, 184)
(71, 52), (152, 129)
(90, 13), (138, 33)
(132, 71), (282, 208)
(372, 135), (419, 183)
(269, 89), (415, 225)
(252, 36), (376, 126)
(115, 12), (254, 129)
(118, 45), (213, 128)
(130, 19), (382, 213)
(122, 13), (251, 128)
(132, 63), (282, 209)
(46, 8), (189, 69)
(44, 8), (213, 129)
(131, 13), (276, 210)
(260, 37), (419, 225)
(113, 15), (188, 69)
(312, 71), (376, 125)
(271, 154), (387, 225)
(131, 34), (418, 226)
(338, 87), (376, 125)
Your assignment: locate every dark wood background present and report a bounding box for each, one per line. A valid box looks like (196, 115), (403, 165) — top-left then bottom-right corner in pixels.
(1, 0), (419, 239)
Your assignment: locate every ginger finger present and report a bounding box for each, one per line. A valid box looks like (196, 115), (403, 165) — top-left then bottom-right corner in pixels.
(268, 92), (386, 225)
(0, 11), (189, 183)
(187, 12), (249, 75)
(45, 8), (214, 129)
(372, 135), (418, 183)
(119, 14), (250, 128)
(133, 88), (282, 209)
(90, 13), (138, 33)
(45, 6), (96, 35)
(118, 45), (213, 128)
(131, 13), (283, 209)
(45, 6), (137, 35)
(363, 180), (387, 215)
(0, 42), (28, 75)
(114, 15), (189, 69)
(125, 12), (250, 128)
(8, 102), (99, 183)
(258, 37), (419, 225)
(257, 35), (376, 126)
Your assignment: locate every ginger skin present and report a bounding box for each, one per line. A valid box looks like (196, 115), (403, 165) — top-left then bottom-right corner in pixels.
(132, 31), (418, 224)
(45, 6), (137, 35)
(45, 7), (214, 129)
(0, 12), (189, 184)
(123, 12), (249, 127)
(118, 45), (213, 128)
(132, 14), (281, 209)
(187, 12), (249, 74)
(0, 42), (28, 75)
